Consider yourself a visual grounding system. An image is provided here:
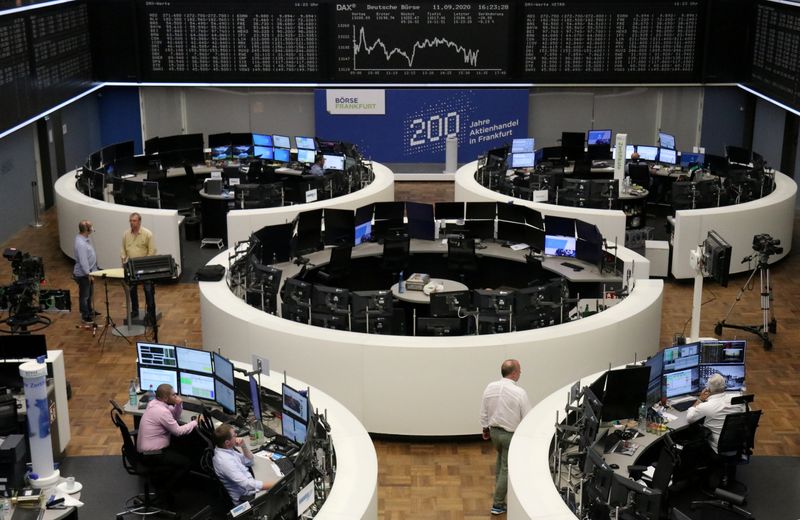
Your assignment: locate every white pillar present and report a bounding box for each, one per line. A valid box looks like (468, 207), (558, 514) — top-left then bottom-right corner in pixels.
(444, 135), (458, 174)
(20, 359), (60, 488)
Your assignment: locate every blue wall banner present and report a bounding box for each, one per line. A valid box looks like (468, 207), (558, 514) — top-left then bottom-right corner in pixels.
(314, 89), (528, 164)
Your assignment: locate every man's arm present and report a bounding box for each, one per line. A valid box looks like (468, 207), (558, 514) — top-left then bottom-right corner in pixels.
(121, 234), (128, 264)
(158, 406), (197, 437)
(216, 453), (269, 493)
(76, 241), (92, 275)
(146, 229), (157, 256)
(686, 391), (711, 423)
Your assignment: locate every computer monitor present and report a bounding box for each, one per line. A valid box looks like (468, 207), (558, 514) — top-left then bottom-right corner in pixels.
(249, 375), (262, 421)
(496, 221), (529, 245)
(698, 364), (746, 391)
(510, 153), (535, 168)
(544, 235), (576, 257)
(435, 202), (464, 220)
(295, 209), (323, 255)
(253, 145), (274, 160)
(575, 238), (602, 266)
(0, 335), (47, 359)
(664, 367), (700, 399)
(514, 281), (562, 314)
(576, 220), (602, 244)
(208, 133), (231, 149)
(637, 145), (658, 161)
(310, 285), (350, 314)
(587, 143), (612, 161)
(323, 154), (345, 171)
(704, 230), (732, 287)
(659, 148), (677, 165)
(138, 365), (179, 393)
(310, 311), (349, 330)
(608, 473), (662, 520)
(561, 132), (585, 160)
(354, 204), (373, 225)
(473, 289), (514, 313)
(137, 342), (177, 368)
(600, 366), (650, 422)
(584, 448), (614, 504)
(354, 221), (372, 245)
(416, 317), (463, 336)
(429, 290), (471, 318)
(726, 145), (752, 165)
(252, 133), (273, 147)
(273, 148), (291, 162)
(273, 135), (291, 149)
(374, 201), (404, 220)
(175, 346), (213, 374)
(405, 202), (435, 241)
(232, 145), (250, 160)
(699, 339), (745, 364)
(645, 351), (664, 384)
(294, 136), (316, 150)
(511, 138), (535, 154)
(281, 278), (312, 306)
(297, 149), (316, 164)
(213, 352), (234, 388)
(624, 144), (635, 159)
(351, 290), (393, 316)
(587, 129), (612, 145)
(324, 208), (355, 246)
(282, 383), (309, 421)
(680, 152), (704, 168)
(465, 202), (496, 220)
(212, 146), (231, 161)
(544, 215), (575, 237)
(253, 222), (293, 263)
(215, 379), (236, 414)
(659, 131), (676, 150)
(179, 371), (215, 400)
(282, 414), (308, 444)
(497, 202), (527, 223)
(663, 342), (700, 373)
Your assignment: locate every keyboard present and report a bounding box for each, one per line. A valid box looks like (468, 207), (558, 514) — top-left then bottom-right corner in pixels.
(560, 261), (584, 271)
(602, 431), (623, 453)
(671, 399), (695, 412)
(273, 456), (294, 475)
(210, 408), (236, 424)
(182, 401), (204, 413)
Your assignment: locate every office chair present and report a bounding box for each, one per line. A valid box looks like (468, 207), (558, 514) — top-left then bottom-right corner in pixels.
(381, 233), (410, 277)
(628, 163), (652, 190)
(447, 236), (478, 283)
(688, 488), (755, 519)
(318, 245), (352, 284)
(0, 394), (19, 436)
(111, 402), (178, 519)
(199, 446), (234, 511)
(709, 410), (762, 495)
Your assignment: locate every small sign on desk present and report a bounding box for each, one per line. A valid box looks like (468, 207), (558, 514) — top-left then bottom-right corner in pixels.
(305, 189), (318, 203)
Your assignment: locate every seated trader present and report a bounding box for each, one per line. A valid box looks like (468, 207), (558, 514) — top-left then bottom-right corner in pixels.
(213, 424), (272, 505)
(308, 154), (326, 176)
(137, 384), (198, 494)
(686, 373), (746, 453)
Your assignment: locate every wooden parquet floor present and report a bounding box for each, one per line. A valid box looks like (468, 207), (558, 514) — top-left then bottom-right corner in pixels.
(2, 182), (798, 518)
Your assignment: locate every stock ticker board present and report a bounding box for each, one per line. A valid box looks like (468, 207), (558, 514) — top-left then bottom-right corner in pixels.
(749, 1), (800, 110)
(332, 2), (512, 81)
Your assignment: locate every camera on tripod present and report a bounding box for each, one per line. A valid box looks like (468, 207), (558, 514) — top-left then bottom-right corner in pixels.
(3, 247), (45, 282)
(751, 234), (783, 256)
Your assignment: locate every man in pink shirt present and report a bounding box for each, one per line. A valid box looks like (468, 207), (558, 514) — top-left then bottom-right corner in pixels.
(136, 384), (198, 497)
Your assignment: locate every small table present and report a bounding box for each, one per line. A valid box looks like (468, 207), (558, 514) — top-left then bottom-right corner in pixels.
(89, 268), (145, 338)
(390, 279), (469, 304)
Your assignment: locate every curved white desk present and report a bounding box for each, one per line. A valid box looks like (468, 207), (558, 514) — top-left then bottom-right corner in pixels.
(454, 161), (629, 248)
(229, 363), (377, 520)
(670, 172), (796, 279)
(225, 162), (395, 246)
(200, 238), (661, 436)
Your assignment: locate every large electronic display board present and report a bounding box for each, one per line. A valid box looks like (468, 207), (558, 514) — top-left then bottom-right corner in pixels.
(332, 2), (511, 82)
(138, 0), (321, 82)
(749, 1), (800, 111)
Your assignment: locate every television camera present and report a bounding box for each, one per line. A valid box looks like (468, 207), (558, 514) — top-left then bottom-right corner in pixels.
(3, 248), (45, 283)
(1, 248), (50, 333)
(749, 233), (782, 259)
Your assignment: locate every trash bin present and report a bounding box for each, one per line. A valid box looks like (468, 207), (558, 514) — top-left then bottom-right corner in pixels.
(184, 217), (201, 241)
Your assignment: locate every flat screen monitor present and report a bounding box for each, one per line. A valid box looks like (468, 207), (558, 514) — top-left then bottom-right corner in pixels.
(138, 365), (178, 393)
(637, 145), (658, 161)
(575, 238), (602, 265)
(273, 135), (291, 149)
(273, 148), (291, 162)
(587, 143), (612, 160)
(311, 285), (349, 314)
(354, 204), (373, 225)
(511, 138), (535, 154)
(208, 132), (231, 148)
(232, 145), (250, 160)
(297, 149), (316, 164)
(144, 137), (159, 156)
(324, 208), (355, 245)
(282, 383), (309, 421)
(473, 289), (514, 313)
(321, 154), (344, 171)
(645, 351), (664, 384)
(698, 364), (746, 392)
(282, 414), (308, 444)
(514, 281), (562, 314)
(230, 133), (253, 148)
(435, 202), (464, 220)
(601, 366), (650, 421)
(497, 202), (527, 223)
(213, 352), (234, 388)
(680, 152), (704, 168)
(281, 278), (312, 307)
(212, 146), (231, 161)
(545, 215), (575, 237)
(658, 131), (676, 150)
(544, 235), (576, 257)
(664, 367), (700, 399)
(295, 210), (323, 255)
(625, 144), (635, 159)
(215, 379), (236, 414)
(497, 221), (529, 244)
(137, 342), (177, 368)
(176, 346), (213, 374)
(249, 375), (262, 421)
(465, 202), (496, 220)
(511, 153), (535, 168)
(0, 334), (47, 359)
(430, 290), (471, 318)
(295, 136), (316, 150)
(406, 202), (435, 241)
(253, 145), (274, 160)
(179, 370), (215, 400)
(374, 201), (404, 220)
(561, 132), (585, 159)
(663, 342), (700, 373)
(726, 145), (751, 165)
(587, 129), (612, 145)
(659, 148), (677, 165)
(253, 223), (293, 263)
(252, 133), (273, 147)
(576, 221), (602, 244)
(416, 317), (463, 336)
(354, 221), (372, 245)
(700, 339), (745, 364)
(351, 290), (393, 316)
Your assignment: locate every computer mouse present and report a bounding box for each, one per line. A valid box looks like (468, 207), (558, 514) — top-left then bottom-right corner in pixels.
(609, 463), (619, 470)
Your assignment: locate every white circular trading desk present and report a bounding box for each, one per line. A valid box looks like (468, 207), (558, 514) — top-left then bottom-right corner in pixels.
(454, 161), (629, 249)
(390, 278), (468, 304)
(230, 362), (377, 520)
(54, 163), (395, 274)
(200, 239), (662, 436)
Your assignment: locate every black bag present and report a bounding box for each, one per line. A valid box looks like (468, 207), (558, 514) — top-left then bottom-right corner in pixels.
(195, 264), (225, 281)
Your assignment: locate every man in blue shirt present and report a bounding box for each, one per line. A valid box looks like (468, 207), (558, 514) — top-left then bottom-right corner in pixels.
(73, 220), (98, 324)
(212, 424), (272, 505)
(308, 154), (326, 176)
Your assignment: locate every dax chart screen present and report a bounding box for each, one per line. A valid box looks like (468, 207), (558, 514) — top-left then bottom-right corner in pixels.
(333, 2), (511, 81)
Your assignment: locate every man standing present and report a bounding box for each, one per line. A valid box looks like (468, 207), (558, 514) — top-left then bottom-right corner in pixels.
(73, 220), (98, 324)
(212, 424), (272, 505)
(121, 212), (156, 323)
(480, 359), (531, 516)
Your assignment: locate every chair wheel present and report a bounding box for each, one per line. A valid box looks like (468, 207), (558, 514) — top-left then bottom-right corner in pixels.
(714, 323), (723, 336)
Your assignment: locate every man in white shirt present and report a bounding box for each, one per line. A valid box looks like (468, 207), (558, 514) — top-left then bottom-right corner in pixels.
(686, 373), (745, 453)
(212, 424), (272, 505)
(480, 359), (532, 516)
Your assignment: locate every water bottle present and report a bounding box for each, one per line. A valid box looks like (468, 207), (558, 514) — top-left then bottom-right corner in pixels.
(146, 384), (156, 403)
(638, 402), (648, 432)
(128, 379), (138, 407)
(398, 271), (405, 293)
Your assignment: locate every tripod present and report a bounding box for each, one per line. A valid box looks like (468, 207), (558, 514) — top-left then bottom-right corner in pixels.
(97, 273), (129, 351)
(715, 252), (777, 350)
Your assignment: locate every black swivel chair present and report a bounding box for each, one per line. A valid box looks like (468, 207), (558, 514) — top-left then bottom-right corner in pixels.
(628, 163), (652, 190)
(318, 245), (352, 284)
(447, 236), (478, 283)
(111, 401), (178, 519)
(710, 409), (762, 495)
